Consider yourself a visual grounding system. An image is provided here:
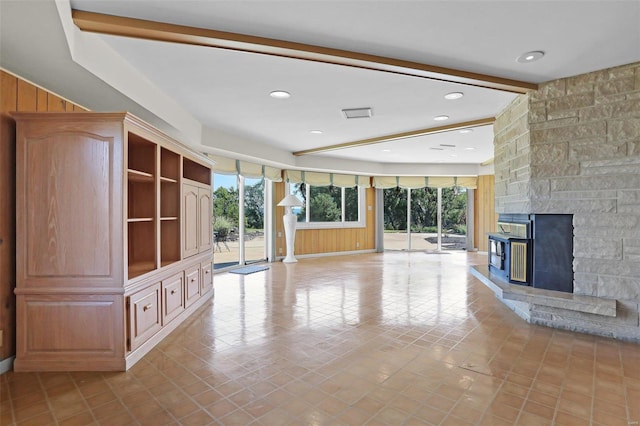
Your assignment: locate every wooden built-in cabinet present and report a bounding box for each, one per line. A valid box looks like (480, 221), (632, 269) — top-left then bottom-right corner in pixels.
(161, 272), (185, 325)
(13, 112), (215, 371)
(201, 262), (213, 295)
(182, 166), (212, 258)
(184, 264), (201, 308)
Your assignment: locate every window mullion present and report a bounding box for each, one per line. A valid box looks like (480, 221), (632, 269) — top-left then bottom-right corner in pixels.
(341, 187), (345, 222)
(305, 184), (310, 223)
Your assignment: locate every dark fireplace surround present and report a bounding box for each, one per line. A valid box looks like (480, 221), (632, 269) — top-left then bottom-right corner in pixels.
(488, 214), (574, 293)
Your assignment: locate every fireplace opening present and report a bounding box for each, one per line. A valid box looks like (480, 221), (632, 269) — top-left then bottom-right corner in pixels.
(488, 214), (573, 293)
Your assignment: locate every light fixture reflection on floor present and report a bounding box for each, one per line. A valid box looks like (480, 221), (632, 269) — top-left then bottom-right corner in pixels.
(277, 194), (304, 263)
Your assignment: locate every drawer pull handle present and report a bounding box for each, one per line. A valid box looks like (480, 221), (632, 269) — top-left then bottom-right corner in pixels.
(205, 270), (209, 274)
(191, 278), (195, 282)
(143, 303), (153, 312)
(170, 290), (176, 295)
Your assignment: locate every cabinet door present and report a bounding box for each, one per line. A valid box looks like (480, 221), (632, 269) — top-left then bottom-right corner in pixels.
(198, 187), (212, 253)
(162, 272), (184, 325)
(183, 183), (199, 258)
(185, 265), (200, 308)
(128, 283), (161, 351)
(200, 262), (213, 295)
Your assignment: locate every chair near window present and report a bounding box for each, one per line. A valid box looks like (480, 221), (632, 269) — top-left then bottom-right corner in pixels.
(214, 228), (230, 252)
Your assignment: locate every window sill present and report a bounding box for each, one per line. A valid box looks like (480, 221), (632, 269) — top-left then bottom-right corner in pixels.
(296, 221), (366, 230)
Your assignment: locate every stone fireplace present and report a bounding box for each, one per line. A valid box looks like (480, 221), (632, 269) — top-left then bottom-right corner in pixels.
(479, 61), (640, 342)
(488, 213), (574, 293)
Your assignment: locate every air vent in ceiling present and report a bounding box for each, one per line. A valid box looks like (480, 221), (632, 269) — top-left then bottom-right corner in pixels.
(440, 144), (456, 148)
(430, 147), (444, 151)
(342, 107), (372, 119)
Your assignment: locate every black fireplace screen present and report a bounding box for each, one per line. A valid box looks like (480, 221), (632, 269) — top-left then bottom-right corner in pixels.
(488, 214), (573, 293)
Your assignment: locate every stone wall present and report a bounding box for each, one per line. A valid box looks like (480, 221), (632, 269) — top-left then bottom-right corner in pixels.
(494, 94), (531, 213)
(493, 62), (640, 341)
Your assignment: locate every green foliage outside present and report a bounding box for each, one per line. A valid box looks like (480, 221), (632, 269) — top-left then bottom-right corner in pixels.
(213, 179), (465, 236)
(383, 187), (467, 235)
(309, 192), (341, 222)
(244, 180), (264, 229)
(294, 183), (360, 223)
(213, 180), (264, 231)
(344, 187), (359, 221)
(213, 186), (239, 225)
(213, 215), (233, 238)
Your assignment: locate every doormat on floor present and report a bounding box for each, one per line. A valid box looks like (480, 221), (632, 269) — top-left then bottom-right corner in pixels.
(229, 265), (270, 275)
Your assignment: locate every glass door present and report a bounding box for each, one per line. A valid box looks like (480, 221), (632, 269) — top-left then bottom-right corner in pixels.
(410, 187), (439, 251)
(213, 173), (240, 269)
(243, 177), (266, 264)
(382, 187), (408, 250)
(441, 187), (467, 250)
(382, 186), (467, 251)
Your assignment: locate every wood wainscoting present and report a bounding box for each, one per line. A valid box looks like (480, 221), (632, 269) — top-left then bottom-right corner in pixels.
(274, 182), (376, 257)
(474, 174), (497, 253)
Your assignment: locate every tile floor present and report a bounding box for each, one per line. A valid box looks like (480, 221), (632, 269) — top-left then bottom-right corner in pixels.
(1, 252), (639, 425)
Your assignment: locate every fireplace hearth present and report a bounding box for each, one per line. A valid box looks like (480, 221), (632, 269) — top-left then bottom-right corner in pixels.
(488, 214), (573, 293)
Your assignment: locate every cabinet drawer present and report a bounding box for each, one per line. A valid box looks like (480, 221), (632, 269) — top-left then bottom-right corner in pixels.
(185, 265), (200, 308)
(128, 283), (162, 351)
(200, 262), (213, 295)
(162, 272), (184, 325)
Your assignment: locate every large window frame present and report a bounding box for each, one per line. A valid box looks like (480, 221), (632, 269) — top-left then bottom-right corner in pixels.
(287, 183), (367, 229)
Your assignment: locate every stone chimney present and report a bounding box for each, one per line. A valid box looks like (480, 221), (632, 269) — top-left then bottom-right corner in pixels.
(492, 62), (640, 341)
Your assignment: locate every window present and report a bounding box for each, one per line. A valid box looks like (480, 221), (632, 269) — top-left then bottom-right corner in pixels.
(289, 183), (365, 229)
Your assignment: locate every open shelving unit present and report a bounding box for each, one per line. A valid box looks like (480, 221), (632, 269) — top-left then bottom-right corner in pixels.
(13, 112), (215, 372)
(160, 148), (181, 267)
(127, 133), (157, 279)
(184, 157), (211, 185)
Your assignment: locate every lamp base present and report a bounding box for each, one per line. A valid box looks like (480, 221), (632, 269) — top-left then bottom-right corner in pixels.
(282, 255), (298, 264)
(282, 212), (298, 264)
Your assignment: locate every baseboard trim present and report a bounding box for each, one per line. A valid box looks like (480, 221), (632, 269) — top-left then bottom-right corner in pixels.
(277, 249), (376, 261)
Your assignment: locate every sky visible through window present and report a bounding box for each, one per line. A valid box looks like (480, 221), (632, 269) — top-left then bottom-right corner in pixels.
(214, 174), (237, 190)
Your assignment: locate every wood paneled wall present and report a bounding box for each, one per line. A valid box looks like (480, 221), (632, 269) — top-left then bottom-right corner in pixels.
(0, 70), (87, 361)
(474, 174), (497, 252)
(274, 182), (376, 257)
(0, 69), (495, 362)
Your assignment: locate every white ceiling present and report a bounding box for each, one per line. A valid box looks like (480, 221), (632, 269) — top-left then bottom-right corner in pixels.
(2, 0), (640, 175)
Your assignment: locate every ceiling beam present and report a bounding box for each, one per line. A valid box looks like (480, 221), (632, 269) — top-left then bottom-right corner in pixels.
(72, 10), (537, 94)
(293, 117), (495, 156)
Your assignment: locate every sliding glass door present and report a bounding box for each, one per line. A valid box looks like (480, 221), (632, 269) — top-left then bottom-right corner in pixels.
(213, 173), (240, 268)
(410, 187), (438, 251)
(243, 177), (266, 264)
(213, 173), (268, 269)
(441, 187), (467, 250)
(382, 186), (467, 251)
(382, 187), (409, 250)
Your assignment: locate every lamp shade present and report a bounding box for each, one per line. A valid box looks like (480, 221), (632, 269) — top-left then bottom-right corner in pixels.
(277, 194), (304, 207)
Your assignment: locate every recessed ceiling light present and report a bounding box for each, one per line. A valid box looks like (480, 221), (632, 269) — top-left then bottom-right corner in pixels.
(465, 147), (476, 151)
(444, 92), (464, 100)
(516, 51), (545, 63)
(450, 154), (458, 158)
(434, 115), (449, 121)
(270, 90), (291, 99)
(382, 149), (391, 152)
(309, 130), (323, 134)
(459, 128), (473, 134)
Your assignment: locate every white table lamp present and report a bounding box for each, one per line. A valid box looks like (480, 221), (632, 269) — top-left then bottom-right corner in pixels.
(277, 194), (304, 263)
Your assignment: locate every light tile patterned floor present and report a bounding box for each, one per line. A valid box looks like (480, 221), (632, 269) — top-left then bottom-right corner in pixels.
(1, 252), (639, 425)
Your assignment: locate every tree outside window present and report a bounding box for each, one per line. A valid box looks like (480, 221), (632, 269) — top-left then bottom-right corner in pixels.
(293, 183), (360, 224)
